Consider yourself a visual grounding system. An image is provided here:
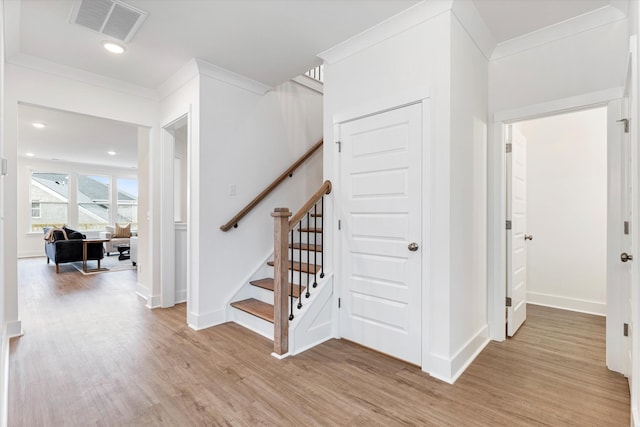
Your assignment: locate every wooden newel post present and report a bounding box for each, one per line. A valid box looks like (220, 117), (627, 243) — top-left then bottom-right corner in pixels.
(272, 207), (292, 355)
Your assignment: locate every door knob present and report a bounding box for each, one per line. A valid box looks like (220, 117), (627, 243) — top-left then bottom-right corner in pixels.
(408, 242), (419, 252)
(524, 234), (533, 241)
(621, 252), (633, 262)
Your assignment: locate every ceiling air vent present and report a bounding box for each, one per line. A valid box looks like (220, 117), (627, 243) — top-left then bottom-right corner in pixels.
(69, 0), (148, 43)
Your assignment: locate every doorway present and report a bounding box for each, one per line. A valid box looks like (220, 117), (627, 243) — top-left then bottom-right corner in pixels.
(161, 115), (190, 310)
(492, 97), (631, 378)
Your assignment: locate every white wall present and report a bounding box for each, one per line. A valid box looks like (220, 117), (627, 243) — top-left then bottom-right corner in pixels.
(0, 3), (10, 424)
(321, 3), (489, 382)
(16, 157), (137, 257)
(448, 13), (488, 375)
(3, 62), (159, 323)
(516, 108), (607, 315)
(490, 19), (629, 114)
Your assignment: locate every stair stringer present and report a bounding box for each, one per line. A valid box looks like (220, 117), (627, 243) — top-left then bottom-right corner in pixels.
(288, 274), (334, 356)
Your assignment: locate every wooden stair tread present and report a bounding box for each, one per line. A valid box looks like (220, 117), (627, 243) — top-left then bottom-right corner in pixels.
(267, 261), (320, 274)
(290, 243), (323, 252)
(250, 278), (306, 298)
(298, 227), (322, 233)
(230, 298), (274, 323)
(310, 213), (322, 217)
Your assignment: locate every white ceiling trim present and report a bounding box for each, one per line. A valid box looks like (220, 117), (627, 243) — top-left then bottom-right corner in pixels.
(318, 0), (452, 65)
(8, 53), (160, 101)
(195, 59), (272, 96)
(490, 3), (628, 61)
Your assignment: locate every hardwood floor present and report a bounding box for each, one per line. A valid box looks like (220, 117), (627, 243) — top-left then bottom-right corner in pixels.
(10, 257), (629, 426)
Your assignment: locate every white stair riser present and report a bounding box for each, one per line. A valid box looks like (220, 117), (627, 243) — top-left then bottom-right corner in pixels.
(229, 307), (274, 341)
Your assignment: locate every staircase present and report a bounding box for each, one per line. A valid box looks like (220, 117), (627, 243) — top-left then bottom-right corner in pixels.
(229, 205), (325, 336)
(228, 181), (331, 355)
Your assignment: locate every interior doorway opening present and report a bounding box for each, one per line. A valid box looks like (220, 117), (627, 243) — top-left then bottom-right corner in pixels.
(161, 115), (190, 311)
(499, 101), (630, 380)
(15, 103), (144, 274)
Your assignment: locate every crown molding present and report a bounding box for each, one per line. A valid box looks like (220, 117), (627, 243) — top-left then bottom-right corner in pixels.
(4, 0), (21, 59)
(318, 0), (453, 65)
(7, 53), (160, 101)
(195, 58), (272, 96)
(490, 3), (628, 61)
(157, 58), (200, 99)
(451, 0), (496, 60)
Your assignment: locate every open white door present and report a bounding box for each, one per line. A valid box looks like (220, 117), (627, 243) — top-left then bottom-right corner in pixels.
(339, 103), (422, 365)
(507, 125), (529, 337)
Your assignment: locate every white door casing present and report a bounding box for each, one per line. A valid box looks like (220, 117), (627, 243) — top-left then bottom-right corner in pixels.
(338, 103), (422, 365)
(507, 125), (527, 337)
(620, 94), (633, 380)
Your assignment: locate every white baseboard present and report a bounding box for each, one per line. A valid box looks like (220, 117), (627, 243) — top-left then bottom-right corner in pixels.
(187, 308), (226, 331)
(429, 325), (489, 384)
(136, 283), (148, 302)
(175, 289), (187, 304)
(17, 251), (43, 259)
(527, 291), (606, 316)
(6, 321), (22, 339)
(146, 294), (161, 309)
(0, 320), (19, 427)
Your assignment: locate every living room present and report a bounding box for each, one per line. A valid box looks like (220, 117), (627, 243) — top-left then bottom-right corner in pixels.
(16, 103), (141, 270)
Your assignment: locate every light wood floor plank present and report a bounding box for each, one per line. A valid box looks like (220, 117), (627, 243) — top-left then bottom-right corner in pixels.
(10, 257), (629, 426)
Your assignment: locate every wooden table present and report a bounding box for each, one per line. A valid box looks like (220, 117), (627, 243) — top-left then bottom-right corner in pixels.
(82, 239), (109, 272)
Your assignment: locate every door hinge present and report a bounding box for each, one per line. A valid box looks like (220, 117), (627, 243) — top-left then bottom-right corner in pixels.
(624, 221), (630, 235)
(336, 141), (342, 153)
(338, 298), (341, 308)
(624, 323), (629, 337)
(506, 220), (512, 230)
(338, 219), (341, 230)
(506, 297), (512, 307)
(506, 143), (512, 153)
(618, 118), (629, 133)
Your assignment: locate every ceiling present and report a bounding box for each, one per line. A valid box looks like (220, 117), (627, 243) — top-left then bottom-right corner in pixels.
(18, 104), (139, 169)
(7, 0), (629, 168)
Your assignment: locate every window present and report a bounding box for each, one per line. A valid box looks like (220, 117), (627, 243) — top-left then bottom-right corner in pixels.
(31, 201), (41, 218)
(30, 172), (69, 232)
(77, 174), (110, 230)
(117, 178), (138, 229)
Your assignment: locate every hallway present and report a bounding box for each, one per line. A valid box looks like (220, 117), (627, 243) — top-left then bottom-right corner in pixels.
(9, 257), (630, 426)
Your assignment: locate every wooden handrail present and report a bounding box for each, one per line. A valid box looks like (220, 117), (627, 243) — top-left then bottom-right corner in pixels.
(288, 180), (332, 229)
(220, 139), (324, 231)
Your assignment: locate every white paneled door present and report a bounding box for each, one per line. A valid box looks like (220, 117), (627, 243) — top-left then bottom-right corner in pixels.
(338, 103), (422, 365)
(507, 125), (528, 337)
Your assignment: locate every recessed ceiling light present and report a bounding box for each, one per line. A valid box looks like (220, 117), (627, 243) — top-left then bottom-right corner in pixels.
(102, 41), (126, 54)
(32, 122), (46, 129)
(107, 151), (117, 156)
(26, 153), (35, 157)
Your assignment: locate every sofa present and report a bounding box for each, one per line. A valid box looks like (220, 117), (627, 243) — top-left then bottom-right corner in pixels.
(44, 227), (104, 273)
(99, 225), (136, 255)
